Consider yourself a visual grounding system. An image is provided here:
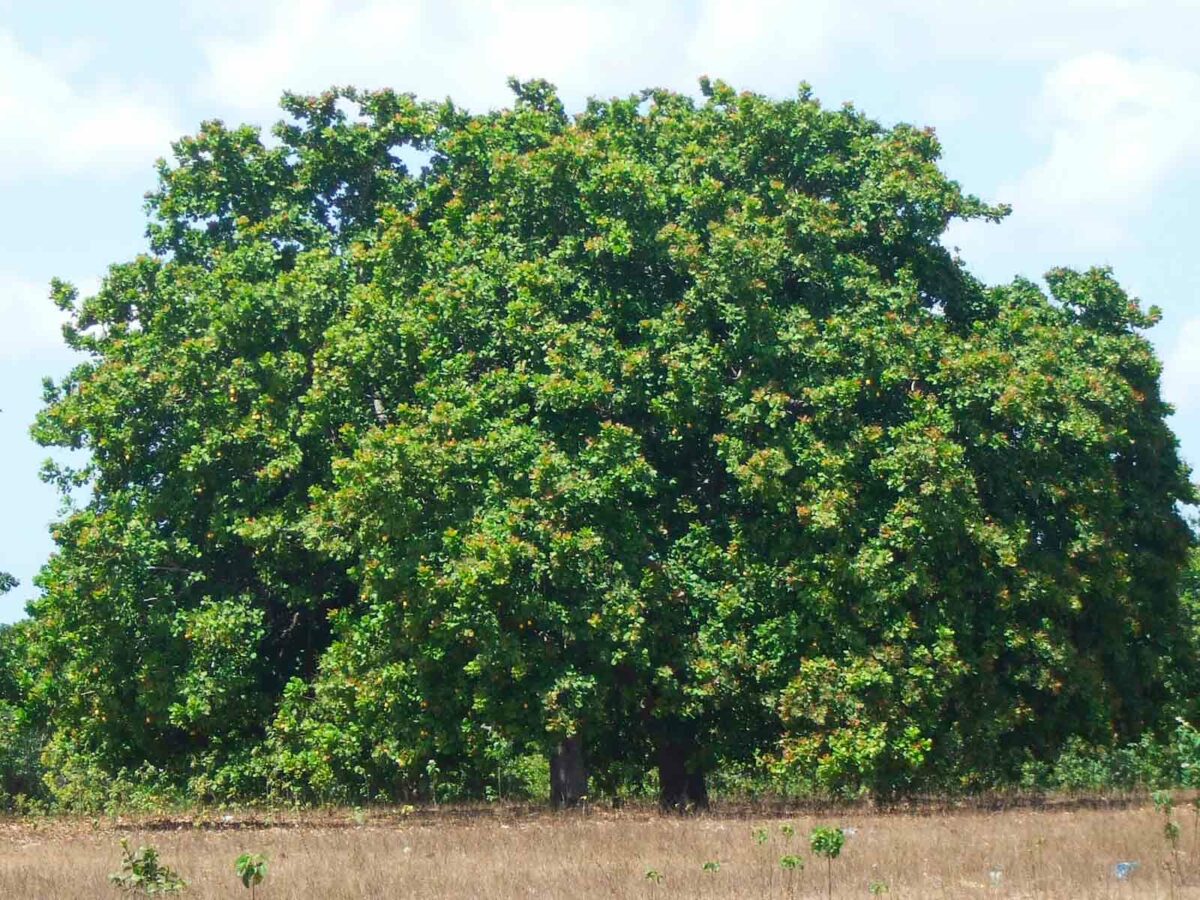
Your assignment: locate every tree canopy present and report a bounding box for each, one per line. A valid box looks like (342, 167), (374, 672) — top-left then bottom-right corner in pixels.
(10, 78), (1198, 807)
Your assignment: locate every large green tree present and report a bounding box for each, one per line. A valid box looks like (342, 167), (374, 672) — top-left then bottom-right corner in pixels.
(18, 78), (1197, 808)
(1, 557), (37, 800)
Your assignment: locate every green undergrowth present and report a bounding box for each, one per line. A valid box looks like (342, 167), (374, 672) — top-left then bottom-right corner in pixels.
(5, 718), (1200, 816)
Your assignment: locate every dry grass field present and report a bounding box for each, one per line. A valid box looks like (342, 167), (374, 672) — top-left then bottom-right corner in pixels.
(3, 800), (1200, 898)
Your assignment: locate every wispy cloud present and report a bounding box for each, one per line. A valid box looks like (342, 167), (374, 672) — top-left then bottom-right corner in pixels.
(1163, 317), (1200, 416)
(196, 0), (662, 116)
(1005, 53), (1200, 249)
(0, 30), (177, 181)
(0, 273), (73, 363)
(190, 0), (1200, 120)
(945, 50), (1200, 281)
(192, 0), (861, 119)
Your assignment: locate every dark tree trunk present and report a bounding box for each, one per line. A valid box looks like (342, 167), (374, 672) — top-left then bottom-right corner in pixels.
(686, 769), (709, 809)
(549, 735), (588, 808)
(656, 737), (709, 813)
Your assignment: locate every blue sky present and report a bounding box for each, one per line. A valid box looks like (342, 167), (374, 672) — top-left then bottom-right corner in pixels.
(1, 0), (1197, 623)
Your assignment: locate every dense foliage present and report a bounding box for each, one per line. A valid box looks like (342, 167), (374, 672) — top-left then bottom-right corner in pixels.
(4, 79), (1197, 808)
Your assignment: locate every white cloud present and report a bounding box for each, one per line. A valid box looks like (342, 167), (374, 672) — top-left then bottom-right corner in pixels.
(194, 0), (856, 119)
(947, 52), (1200, 269)
(198, 0), (621, 115)
(198, 0), (418, 113)
(0, 273), (69, 363)
(1163, 318), (1200, 415)
(191, 0), (1200, 124)
(1016, 54), (1200, 217)
(0, 30), (178, 181)
(920, 86), (973, 126)
(684, 0), (851, 89)
(860, 0), (1200, 68)
(0, 272), (100, 365)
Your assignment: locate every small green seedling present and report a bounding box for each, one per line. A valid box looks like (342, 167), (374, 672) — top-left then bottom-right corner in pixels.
(1165, 819), (1183, 888)
(810, 826), (846, 860)
(235, 853), (268, 899)
(1153, 791), (1183, 886)
(810, 827), (846, 900)
(779, 855), (804, 899)
(780, 823), (796, 839)
(869, 881), (889, 895)
(1165, 820), (1182, 845)
(426, 758), (441, 806)
(644, 867), (664, 888)
(701, 861), (721, 873)
(109, 838), (187, 895)
(1192, 797), (1200, 863)
(1152, 791), (1175, 815)
(753, 827), (770, 845)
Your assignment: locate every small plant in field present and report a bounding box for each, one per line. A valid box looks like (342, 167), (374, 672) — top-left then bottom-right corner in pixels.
(1192, 797), (1200, 866)
(426, 758), (440, 806)
(752, 827), (770, 845)
(480, 723), (510, 801)
(1027, 835), (1046, 897)
(109, 838), (187, 894)
(1165, 819), (1183, 894)
(701, 861), (721, 873)
(1165, 818), (1182, 851)
(1154, 790), (1183, 891)
(869, 880), (889, 895)
(810, 826), (845, 858)
(235, 853), (268, 899)
(810, 827), (846, 900)
(779, 823), (795, 839)
(1152, 790), (1175, 815)
(779, 855), (804, 898)
(644, 867), (664, 890)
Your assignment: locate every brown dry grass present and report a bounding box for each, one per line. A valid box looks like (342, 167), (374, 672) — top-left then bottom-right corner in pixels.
(3, 800), (1200, 898)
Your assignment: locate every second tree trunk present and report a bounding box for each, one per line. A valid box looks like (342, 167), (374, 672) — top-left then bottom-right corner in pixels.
(656, 737), (709, 812)
(550, 735), (588, 808)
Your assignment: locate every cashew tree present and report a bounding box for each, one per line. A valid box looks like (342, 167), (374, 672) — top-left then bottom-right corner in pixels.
(18, 78), (1197, 808)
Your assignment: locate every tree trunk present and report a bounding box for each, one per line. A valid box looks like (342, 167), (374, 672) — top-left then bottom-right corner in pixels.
(656, 737), (709, 813)
(549, 735), (588, 808)
(686, 769), (709, 809)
